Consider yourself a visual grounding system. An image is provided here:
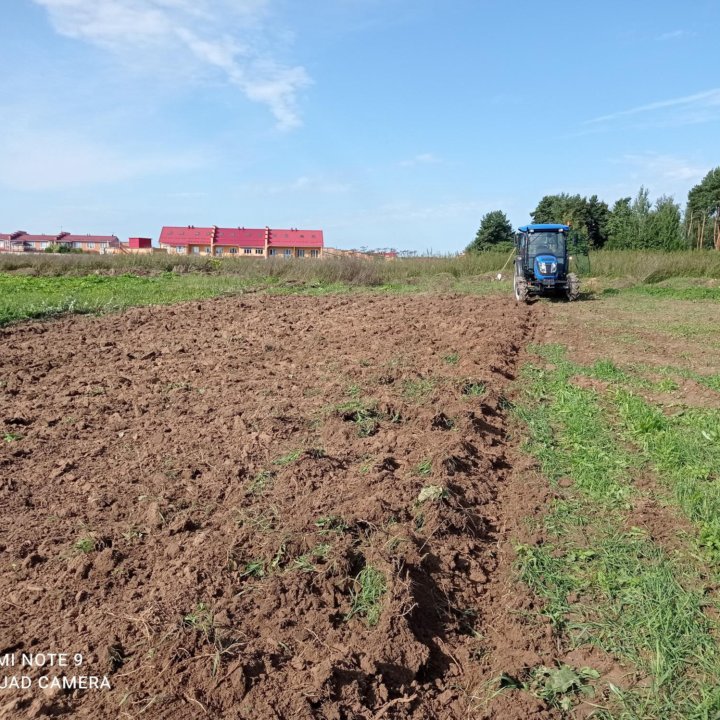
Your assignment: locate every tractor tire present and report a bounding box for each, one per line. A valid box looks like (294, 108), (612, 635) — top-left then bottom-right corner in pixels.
(566, 273), (580, 301)
(513, 274), (529, 303)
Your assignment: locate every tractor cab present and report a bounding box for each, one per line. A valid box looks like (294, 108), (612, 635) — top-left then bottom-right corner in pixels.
(513, 223), (579, 302)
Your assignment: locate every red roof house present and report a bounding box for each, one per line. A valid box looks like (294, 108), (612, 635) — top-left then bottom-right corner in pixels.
(159, 225), (324, 258)
(0, 231), (120, 253)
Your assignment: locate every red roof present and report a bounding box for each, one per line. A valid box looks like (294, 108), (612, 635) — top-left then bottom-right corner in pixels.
(20, 234), (66, 243)
(159, 226), (324, 248)
(268, 229), (324, 248)
(215, 228), (265, 247)
(159, 226), (214, 246)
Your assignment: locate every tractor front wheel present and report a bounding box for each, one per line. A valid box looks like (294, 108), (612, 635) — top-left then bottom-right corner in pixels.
(566, 273), (580, 301)
(513, 274), (528, 303)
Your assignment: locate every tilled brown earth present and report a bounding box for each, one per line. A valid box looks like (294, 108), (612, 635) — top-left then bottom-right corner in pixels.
(1, 293), (555, 719)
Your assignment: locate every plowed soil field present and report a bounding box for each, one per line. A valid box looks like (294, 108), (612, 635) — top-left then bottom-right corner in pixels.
(1, 293), (554, 719)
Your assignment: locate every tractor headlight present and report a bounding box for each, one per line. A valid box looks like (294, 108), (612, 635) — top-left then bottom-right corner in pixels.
(539, 261), (557, 274)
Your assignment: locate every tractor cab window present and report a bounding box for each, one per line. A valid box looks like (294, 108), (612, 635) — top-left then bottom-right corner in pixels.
(528, 232), (565, 257)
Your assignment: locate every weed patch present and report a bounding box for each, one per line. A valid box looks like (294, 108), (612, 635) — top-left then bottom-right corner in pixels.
(514, 345), (720, 716)
(346, 566), (387, 627)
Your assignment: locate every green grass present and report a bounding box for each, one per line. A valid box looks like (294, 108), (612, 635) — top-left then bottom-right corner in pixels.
(461, 381), (486, 397)
(346, 566), (387, 627)
(246, 470), (275, 495)
(73, 537), (96, 554)
(621, 284), (720, 302)
(615, 391), (720, 562)
(0, 272), (254, 326)
(0, 267), (506, 326)
(315, 516), (348, 534)
(3, 249), (719, 327)
(183, 602), (215, 637)
(513, 345), (720, 718)
(588, 250), (720, 281)
(240, 560), (266, 579)
(402, 378), (436, 400)
(335, 398), (381, 437)
(4, 248), (720, 283)
(273, 449), (303, 467)
(640, 363), (720, 394)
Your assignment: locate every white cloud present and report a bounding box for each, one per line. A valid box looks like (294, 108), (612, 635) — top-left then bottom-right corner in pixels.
(399, 153), (442, 167)
(656, 29), (695, 41)
(585, 88), (720, 126)
(0, 126), (204, 191)
(619, 153), (707, 183)
(608, 152), (709, 200)
(240, 175), (351, 195)
(32, 0), (311, 129)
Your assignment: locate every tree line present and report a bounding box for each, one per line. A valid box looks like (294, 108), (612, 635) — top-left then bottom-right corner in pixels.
(467, 166), (720, 252)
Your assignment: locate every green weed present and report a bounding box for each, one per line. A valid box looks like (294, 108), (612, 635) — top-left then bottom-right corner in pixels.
(183, 602), (215, 638)
(315, 516), (348, 534)
(514, 345), (720, 716)
(346, 566), (387, 627)
(500, 664), (599, 712)
(461, 381), (486, 397)
(273, 449), (303, 467)
(241, 560), (265, 579)
(73, 537), (96, 554)
(247, 470), (275, 495)
(402, 378), (435, 400)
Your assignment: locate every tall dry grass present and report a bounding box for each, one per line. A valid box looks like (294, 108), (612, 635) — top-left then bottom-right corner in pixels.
(1, 248), (719, 284)
(0, 251), (513, 284)
(587, 250), (720, 282)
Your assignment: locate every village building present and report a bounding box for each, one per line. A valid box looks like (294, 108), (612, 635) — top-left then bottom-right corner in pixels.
(158, 226), (324, 258)
(0, 231), (120, 253)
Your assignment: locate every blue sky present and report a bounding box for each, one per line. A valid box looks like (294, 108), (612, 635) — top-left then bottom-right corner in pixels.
(1, 0), (718, 252)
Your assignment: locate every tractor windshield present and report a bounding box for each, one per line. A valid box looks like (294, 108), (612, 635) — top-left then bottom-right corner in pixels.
(528, 232), (565, 257)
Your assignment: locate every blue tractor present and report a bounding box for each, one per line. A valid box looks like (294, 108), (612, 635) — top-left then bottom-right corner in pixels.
(513, 223), (580, 303)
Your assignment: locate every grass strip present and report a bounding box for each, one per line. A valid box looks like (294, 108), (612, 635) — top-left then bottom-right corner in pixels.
(513, 346), (720, 718)
(614, 391), (720, 563)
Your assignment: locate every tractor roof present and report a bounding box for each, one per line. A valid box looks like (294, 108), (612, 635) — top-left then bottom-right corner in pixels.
(518, 224), (571, 232)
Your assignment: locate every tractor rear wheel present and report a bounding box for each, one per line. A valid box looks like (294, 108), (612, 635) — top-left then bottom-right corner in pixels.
(566, 273), (580, 301)
(513, 274), (528, 303)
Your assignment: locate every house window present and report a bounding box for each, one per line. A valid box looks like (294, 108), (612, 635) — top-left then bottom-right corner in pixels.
(284, 249), (292, 257)
(255, 248), (263, 255)
(205, 247), (211, 254)
(244, 248), (252, 254)
(296, 249), (305, 258)
(41, 242), (48, 249)
(73, 242), (81, 249)
(176, 246), (186, 253)
(310, 249), (319, 258)
(230, 248), (238, 254)
(87, 242), (94, 249)
(101, 243), (108, 249)
(192, 246), (200, 254)
(215, 247), (223, 255)
(269, 249), (277, 256)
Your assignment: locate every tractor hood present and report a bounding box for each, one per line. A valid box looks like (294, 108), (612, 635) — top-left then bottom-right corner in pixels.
(534, 253), (558, 280)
